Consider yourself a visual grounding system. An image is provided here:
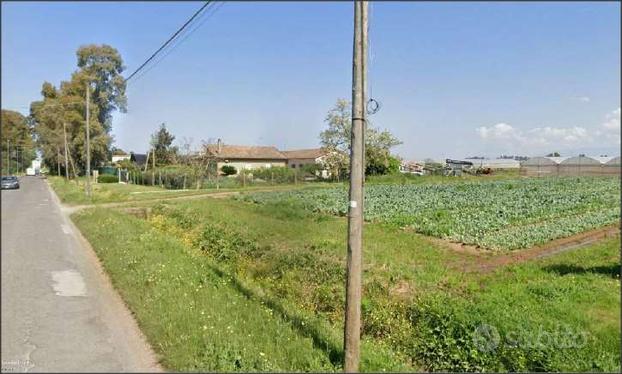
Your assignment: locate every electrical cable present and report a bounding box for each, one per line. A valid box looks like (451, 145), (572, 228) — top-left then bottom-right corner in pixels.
(129, 1), (224, 86)
(125, 1), (213, 83)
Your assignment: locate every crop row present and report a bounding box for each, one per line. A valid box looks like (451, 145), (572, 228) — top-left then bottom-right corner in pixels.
(239, 177), (620, 250)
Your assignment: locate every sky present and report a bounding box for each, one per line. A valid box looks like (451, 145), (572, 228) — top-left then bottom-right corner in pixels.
(2, 1), (620, 160)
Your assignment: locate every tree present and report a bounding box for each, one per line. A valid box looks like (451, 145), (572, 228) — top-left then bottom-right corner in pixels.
(150, 123), (177, 166)
(29, 45), (127, 175)
(221, 165), (237, 176)
(76, 44), (127, 132)
(319, 99), (402, 176)
(1, 109), (36, 174)
(31, 80), (109, 174)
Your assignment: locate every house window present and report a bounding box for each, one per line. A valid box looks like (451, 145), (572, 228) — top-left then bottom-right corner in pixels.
(291, 164), (296, 168)
(298, 164), (303, 168)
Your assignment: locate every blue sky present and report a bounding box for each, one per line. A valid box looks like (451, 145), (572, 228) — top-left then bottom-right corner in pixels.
(2, 1), (620, 160)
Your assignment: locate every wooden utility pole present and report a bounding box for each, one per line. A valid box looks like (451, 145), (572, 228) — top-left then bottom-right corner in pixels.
(63, 122), (69, 181)
(57, 147), (61, 176)
(344, 1), (368, 372)
(152, 147), (156, 185)
(144, 150), (150, 173)
(85, 83), (92, 197)
(6, 139), (10, 174)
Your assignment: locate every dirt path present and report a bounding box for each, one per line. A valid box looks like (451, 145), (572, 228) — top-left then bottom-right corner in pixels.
(60, 186), (281, 214)
(439, 225), (620, 273)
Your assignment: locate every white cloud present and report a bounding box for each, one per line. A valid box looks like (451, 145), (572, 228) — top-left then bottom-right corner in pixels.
(600, 107), (621, 145)
(477, 123), (590, 150)
(573, 96), (591, 103)
(475, 108), (622, 153)
(602, 107), (620, 131)
(476, 123), (522, 141)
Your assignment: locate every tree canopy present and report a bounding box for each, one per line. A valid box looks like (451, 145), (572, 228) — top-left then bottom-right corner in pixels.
(319, 99), (402, 176)
(150, 123), (178, 166)
(1, 109), (36, 174)
(29, 44), (126, 175)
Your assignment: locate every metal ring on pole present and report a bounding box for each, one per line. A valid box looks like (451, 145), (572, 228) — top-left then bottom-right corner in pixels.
(366, 98), (381, 115)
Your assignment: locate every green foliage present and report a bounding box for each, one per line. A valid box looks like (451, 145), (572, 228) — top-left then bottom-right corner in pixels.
(319, 99), (402, 176)
(71, 187), (620, 372)
(150, 123), (177, 166)
(240, 177), (621, 250)
(97, 174), (118, 183)
(196, 222), (258, 261)
(249, 167), (301, 183)
(1, 109), (36, 174)
(221, 165), (237, 176)
(31, 44), (126, 173)
(76, 44), (127, 131)
(72, 208), (339, 372)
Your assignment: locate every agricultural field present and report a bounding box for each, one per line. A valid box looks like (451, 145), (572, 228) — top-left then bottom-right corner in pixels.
(239, 177), (620, 250)
(47, 176), (329, 205)
(72, 193), (621, 372)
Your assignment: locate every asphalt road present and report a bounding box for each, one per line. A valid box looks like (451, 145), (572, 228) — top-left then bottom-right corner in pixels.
(1, 177), (160, 372)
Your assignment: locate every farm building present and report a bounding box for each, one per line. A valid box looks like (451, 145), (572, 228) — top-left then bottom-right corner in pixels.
(460, 158), (521, 169)
(281, 148), (327, 169)
(130, 152), (148, 167)
(520, 155), (621, 176)
(281, 148), (331, 178)
(445, 159), (473, 176)
(203, 141), (287, 174)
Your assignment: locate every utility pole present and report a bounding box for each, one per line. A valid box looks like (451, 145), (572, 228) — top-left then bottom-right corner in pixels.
(152, 147), (156, 185)
(344, 1), (367, 372)
(57, 147), (61, 176)
(6, 139), (10, 174)
(85, 82), (92, 198)
(63, 122), (70, 181)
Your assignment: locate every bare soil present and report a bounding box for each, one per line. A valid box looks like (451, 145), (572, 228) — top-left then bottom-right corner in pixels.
(430, 225), (620, 273)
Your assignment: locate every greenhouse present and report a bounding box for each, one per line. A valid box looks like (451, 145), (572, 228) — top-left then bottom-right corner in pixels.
(520, 155), (621, 176)
(519, 156), (567, 177)
(604, 156), (621, 176)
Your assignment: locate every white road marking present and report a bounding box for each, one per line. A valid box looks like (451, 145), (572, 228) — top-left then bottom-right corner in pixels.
(50, 270), (87, 297)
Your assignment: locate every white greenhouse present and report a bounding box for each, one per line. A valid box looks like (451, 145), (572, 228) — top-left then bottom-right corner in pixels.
(520, 155), (621, 177)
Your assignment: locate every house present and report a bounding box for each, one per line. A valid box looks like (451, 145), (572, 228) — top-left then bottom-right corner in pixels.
(112, 150), (130, 163)
(203, 140), (287, 174)
(130, 152), (148, 167)
(281, 148), (328, 170)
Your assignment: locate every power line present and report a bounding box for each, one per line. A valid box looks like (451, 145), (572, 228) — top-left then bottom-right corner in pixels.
(125, 1), (213, 83)
(129, 1), (224, 86)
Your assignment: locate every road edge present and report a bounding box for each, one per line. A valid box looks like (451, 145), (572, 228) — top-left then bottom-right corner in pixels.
(45, 178), (164, 372)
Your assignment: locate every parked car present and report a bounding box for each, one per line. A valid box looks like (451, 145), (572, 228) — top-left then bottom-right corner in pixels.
(1, 176), (20, 190)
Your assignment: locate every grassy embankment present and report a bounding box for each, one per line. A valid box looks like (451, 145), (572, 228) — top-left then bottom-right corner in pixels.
(72, 195), (620, 372)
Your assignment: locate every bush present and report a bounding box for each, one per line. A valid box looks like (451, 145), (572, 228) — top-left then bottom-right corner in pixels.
(98, 174), (119, 183)
(221, 165), (237, 176)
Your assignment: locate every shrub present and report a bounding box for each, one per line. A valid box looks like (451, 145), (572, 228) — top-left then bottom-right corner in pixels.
(221, 165), (237, 176)
(98, 174), (119, 183)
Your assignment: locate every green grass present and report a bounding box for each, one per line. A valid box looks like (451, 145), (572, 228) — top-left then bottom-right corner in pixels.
(74, 196), (620, 372)
(73, 208), (339, 371)
(48, 176), (331, 205)
(240, 177), (620, 250)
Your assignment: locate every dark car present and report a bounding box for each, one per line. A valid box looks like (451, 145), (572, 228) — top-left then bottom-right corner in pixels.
(1, 176), (20, 190)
